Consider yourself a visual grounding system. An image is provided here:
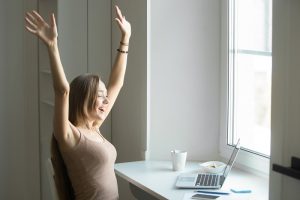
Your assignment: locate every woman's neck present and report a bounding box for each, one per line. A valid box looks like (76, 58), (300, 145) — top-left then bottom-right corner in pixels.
(77, 120), (98, 130)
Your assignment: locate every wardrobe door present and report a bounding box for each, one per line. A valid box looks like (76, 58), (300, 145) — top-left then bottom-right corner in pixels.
(88, 0), (112, 140)
(38, 0), (87, 199)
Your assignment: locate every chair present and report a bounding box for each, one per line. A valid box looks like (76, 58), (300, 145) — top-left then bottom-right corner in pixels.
(46, 158), (59, 200)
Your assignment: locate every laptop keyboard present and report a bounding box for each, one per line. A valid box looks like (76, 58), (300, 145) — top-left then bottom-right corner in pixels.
(195, 174), (219, 186)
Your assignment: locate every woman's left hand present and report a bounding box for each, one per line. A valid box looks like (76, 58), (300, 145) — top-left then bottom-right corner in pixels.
(114, 5), (131, 42)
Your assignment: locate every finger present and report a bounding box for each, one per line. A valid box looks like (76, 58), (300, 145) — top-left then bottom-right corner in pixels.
(25, 17), (37, 29)
(115, 5), (123, 20)
(25, 26), (37, 34)
(50, 13), (57, 28)
(26, 12), (36, 24)
(115, 18), (122, 27)
(32, 10), (45, 23)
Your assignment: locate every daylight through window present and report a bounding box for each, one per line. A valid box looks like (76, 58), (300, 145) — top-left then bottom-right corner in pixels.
(228, 0), (272, 157)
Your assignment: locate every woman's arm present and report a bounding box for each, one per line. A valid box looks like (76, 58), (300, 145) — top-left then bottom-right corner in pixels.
(104, 6), (131, 120)
(25, 11), (73, 145)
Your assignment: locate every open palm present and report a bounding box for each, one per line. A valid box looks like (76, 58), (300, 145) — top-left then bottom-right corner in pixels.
(25, 11), (58, 46)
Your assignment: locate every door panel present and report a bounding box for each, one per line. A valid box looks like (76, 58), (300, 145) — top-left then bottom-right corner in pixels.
(270, 0), (300, 199)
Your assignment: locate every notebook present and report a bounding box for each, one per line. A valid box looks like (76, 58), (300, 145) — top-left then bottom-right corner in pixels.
(175, 139), (240, 189)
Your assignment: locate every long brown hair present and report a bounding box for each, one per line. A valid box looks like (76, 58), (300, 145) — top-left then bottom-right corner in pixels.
(69, 74), (100, 126)
(51, 74), (100, 199)
(51, 137), (74, 200)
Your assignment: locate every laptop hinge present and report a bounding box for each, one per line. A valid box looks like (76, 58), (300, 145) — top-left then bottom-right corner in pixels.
(220, 175), (225, 185)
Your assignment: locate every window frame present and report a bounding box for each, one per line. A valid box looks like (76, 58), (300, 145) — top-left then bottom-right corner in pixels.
(219, 0), (270, 175)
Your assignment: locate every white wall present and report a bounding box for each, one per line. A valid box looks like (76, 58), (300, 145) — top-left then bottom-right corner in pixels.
(149, 0), (221, 161)
(0, 0), (40, 199)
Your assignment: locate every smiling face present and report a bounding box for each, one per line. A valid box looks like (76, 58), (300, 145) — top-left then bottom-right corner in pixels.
(69, 74), (109, 127)
(89, 81), (109, 122)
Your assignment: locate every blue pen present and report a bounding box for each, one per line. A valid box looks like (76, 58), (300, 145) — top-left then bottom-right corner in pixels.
(195, 190), (230, 195)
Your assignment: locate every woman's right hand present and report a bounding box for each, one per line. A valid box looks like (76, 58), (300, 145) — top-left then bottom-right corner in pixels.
(25, 11), (58, 47)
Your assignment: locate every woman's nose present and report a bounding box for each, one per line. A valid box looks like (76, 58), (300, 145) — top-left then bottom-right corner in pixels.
(103, 96), (109, 104)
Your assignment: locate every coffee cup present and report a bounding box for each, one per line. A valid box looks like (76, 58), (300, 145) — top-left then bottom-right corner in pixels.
(171, 150), (187, 171)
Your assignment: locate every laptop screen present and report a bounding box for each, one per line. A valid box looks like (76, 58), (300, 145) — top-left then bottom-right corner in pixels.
(222, 139), (240, 178)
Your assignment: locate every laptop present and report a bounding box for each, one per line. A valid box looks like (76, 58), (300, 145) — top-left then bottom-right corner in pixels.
(175, 139), (240, 189)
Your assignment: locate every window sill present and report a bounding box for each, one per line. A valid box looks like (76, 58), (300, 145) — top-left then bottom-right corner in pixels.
(226, 166), (269, 200)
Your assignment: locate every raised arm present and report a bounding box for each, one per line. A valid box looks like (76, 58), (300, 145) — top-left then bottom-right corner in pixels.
(25, 11), (72, 144)
(105, 6), (131, 118)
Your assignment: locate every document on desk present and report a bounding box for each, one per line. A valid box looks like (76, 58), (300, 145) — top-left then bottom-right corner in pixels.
(183, 193), (220, 199)
(182, 193), (251, 200)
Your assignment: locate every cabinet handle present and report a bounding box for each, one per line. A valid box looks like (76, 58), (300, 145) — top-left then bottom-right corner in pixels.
(272, 157), (300, 180)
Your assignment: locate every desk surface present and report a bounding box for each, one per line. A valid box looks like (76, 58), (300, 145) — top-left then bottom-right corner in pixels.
(115, 160), (269, 200)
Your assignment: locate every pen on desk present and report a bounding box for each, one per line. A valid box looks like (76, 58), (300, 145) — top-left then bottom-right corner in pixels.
(195, 190), (230, 195)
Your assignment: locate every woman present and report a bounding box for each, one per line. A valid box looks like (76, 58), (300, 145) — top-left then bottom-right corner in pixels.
(25, 5), (131, 200)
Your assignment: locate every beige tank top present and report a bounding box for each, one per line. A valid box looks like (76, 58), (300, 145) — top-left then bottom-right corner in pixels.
(61, 129), (118, 200)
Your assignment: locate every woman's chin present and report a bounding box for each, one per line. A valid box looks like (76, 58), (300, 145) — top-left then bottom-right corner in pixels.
(97, 114), (106, 121)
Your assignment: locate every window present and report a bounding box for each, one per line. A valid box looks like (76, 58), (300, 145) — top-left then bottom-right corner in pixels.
(228, 0), (272, 157)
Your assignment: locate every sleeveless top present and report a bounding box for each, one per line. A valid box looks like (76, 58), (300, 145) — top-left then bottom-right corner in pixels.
(61, 129), (119, 200)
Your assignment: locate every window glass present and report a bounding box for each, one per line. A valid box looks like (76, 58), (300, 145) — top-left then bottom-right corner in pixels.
(228, 0), (272, 156)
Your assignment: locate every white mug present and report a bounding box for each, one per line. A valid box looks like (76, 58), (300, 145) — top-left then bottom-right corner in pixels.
(171, 150), (187, 171)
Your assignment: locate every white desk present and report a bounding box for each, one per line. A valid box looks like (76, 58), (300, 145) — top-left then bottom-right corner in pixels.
(114, 161), (269, 200)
